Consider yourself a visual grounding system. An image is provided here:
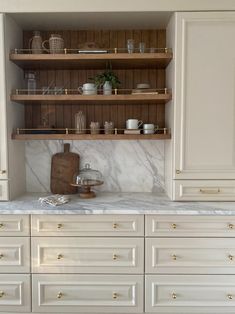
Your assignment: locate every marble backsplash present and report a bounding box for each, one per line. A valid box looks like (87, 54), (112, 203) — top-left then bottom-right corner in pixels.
(25, 140), (165, 193)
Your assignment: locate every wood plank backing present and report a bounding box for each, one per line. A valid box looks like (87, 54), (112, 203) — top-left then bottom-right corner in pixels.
(23, 29), (167, 129)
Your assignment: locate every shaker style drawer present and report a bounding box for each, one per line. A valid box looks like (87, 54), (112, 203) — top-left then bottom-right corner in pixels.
(0, 215), (30, 236)
(0, 181), (9, 201)
(0, 274), (30, 312)
(0, 237), (30, 273)
(32, 274), (144, 313)
(145, 215), (235, 237)
(31, 215), (144, 237)
(146, 238), (235, 274)
(32, 237), (144, 274)
(174, 180), (235, 201)
(145, 275), (235, 313)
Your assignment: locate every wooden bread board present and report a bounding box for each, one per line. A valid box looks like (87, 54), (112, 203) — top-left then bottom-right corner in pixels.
(50, 143), (79, 194)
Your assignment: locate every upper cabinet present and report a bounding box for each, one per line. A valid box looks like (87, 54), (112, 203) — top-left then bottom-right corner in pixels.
(165, 12), (235, 200)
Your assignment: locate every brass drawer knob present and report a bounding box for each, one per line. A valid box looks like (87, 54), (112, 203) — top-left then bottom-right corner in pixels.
(0, 223), (4, 228)
(113, 292), (118, 299)
(57, 292), (63, 299)
(57, 254), (63, 260)
(228, 294), (233, 300)
(171, 223), (177, 229)
(172, 254), (177, 261)
(0, 291), (5, 298)
(228, 224), (234, 229)
(113, 223), (118, 229)
(229, 255), (234, 261)
(113, 254), (118, 260)
(0, 254), (4, 259)
(175, 170), (181, 174)
(172, 293), (177, 299)
(0, 170), (6, 175)
(57, 223), (63, 229)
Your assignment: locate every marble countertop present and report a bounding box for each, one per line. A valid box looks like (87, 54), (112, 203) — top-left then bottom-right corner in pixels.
(0, 192), (235, 215)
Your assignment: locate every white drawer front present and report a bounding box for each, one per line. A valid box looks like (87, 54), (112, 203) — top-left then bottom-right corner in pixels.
(32, 237), (144, 274)
(0, 215), (30, 236)
(0, 274), (30, 312)
(0, 181), (8, 201)
(32, 274), (143, 313)
(31, 215), (144, 237)
(0, 237), (30, 273)
(146, 238), (235, 274)
(174, 180), (235, 201)
(146, 275), (235, 313)
(145, 215), (235, 237)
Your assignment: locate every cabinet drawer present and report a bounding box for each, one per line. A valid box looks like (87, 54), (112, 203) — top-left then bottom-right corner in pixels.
(0, 237), (30, 273)
(0, 181), (8, 201)
(174, 180), (235, 201)
(32, 274), (143, 313)
(0, 274), (30, 312)
(31, 215), (144, 237)
(145, 215), (235, 237)
(145, 275), (235, 313)
(0, 215), (29, 236)
(32, 237), (144, 274)
(146, 238), (235, 274)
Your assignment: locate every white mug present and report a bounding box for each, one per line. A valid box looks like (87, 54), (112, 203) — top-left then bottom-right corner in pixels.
(78, 83), (97, 95)
(143, 123), (155, 134)
(126, 119), (143, 129)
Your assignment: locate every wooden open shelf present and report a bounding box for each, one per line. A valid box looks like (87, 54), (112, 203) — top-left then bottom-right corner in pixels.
(12, 133), (171, 140)
(10, 52), (173, 70)
(11, 92), (171, 104)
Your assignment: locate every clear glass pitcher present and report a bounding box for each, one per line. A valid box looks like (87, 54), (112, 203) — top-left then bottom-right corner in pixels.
(29, 31), (43, 54)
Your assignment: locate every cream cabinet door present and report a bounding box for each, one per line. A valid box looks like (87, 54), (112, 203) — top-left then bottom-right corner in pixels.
(146, 275), (235, 313)
(0, 237), (30, 273)
(146, 238), (235, 274)
(32, 274), (144, 313)
(173, 12), (235, 180)
(0, 274), (30, 312)
(0, 14), (8, 189)
(31, 214), (144, 237)
(31, 237), (144, 274)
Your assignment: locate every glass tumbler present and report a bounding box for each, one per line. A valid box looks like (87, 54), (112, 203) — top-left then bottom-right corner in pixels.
(127, 39), (135, 53)
(139, 42), (145, 53)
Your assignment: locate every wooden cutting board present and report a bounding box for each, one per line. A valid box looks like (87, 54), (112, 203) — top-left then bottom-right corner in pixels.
(50, 143), (79, 194)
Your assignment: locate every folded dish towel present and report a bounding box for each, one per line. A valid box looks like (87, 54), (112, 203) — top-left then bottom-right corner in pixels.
(39, 195), (70, 206)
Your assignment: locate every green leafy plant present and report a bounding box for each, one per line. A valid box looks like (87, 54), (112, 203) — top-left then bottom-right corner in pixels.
(89, 70), (121, 88)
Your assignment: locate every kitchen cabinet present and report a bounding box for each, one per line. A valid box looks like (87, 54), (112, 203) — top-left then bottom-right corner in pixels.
(166, 12), (235, 200)
(0, 14), (8, 199)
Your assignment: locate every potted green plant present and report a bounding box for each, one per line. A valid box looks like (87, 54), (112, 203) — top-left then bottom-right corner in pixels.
(89, 70), (121, 95)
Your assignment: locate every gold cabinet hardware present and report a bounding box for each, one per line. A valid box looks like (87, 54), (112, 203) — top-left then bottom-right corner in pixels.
(112, 292), (118, 299)
(113, 254), (118, 260)
(0, 170), (6, 175)
(199, 188), (220, 194)
(0, 291), (5, 298)
(113, 223), (118, 229)
(228, 224), (234, 229)
(171, 223), (177, 229)
(57, 292), (63, 299)
(0, 254), (4, 259)
(0, 223), (4, 228)
(175, 170), (181, 174)
(57, 254), (63, 260)
(172, 293), (177, 299)
(172, 254), (177, 261)
(228, 294), (233, 300)
(229, 255), (234, 261)
(57, 223), (63, 229)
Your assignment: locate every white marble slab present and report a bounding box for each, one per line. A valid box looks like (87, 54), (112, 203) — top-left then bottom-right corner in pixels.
(0, 192), (235, 215)
(25, 140), (165, 193)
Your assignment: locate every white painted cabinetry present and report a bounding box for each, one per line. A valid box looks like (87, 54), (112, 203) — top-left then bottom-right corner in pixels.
(166, 12), (235, 200)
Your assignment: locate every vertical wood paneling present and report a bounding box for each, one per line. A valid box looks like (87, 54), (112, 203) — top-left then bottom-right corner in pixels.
(24, 29), (166, 129)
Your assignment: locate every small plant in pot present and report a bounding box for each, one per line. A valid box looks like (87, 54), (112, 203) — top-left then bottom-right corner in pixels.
(89, 70), (121, 95)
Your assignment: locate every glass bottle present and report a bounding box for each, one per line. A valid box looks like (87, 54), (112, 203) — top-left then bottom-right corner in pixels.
(25, 72), (36, 95)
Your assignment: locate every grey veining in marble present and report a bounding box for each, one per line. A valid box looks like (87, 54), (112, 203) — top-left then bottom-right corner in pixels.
(1, 192), (235, 215)
(25, 140), (165, 193)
